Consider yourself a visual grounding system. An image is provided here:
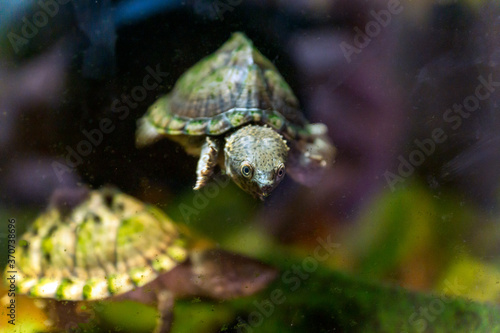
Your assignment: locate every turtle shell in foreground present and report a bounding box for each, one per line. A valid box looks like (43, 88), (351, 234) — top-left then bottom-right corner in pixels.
(136, 32), (311, 146)
(11, 188), (188, 301)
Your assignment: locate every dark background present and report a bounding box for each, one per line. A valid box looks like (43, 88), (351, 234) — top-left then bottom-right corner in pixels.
(1, 2), (500, 331)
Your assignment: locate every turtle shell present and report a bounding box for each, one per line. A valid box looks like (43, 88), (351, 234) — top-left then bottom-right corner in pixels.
(8, 188), (188, 301)
(137, 32), (310, 147)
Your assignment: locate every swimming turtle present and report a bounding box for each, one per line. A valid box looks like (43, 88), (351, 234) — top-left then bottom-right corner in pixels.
(5, 187), (276, 332)
(136, 32), (336, 200)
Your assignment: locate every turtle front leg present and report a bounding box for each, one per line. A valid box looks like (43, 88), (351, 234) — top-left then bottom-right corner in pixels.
(154, 290), (175, 333)
(287, 124), (336, 186)
(194, 137), (221, 190)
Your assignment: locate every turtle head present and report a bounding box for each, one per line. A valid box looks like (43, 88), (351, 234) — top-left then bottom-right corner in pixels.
(224, 125), (289, 200)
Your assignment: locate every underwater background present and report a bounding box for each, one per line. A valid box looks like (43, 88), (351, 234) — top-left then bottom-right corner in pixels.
(1, 0), (500, 332)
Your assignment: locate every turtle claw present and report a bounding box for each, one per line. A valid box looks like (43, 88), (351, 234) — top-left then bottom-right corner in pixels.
(307, 123), (328, 136)
(194, 137), (220, 190)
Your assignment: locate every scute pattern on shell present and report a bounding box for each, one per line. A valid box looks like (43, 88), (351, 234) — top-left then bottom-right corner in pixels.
(136, 32), (310, 146)
(10, 188), (188, 301)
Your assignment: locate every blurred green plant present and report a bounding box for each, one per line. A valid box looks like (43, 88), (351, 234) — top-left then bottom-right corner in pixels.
(41, 247), (500, 332)
(2, 182), (500, 332)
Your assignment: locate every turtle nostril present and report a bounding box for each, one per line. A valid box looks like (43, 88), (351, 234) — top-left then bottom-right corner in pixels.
(261, 185), (274, 195)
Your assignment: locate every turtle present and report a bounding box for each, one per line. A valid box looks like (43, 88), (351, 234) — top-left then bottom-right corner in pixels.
(4, 187), (277, 332)
(136, 32), (336, 200)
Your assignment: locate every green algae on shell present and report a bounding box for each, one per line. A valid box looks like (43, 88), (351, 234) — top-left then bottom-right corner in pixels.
(12, 188), (187, 301)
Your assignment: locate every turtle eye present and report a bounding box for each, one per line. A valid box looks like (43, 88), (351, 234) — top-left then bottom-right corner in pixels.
(240, 163), (253, 179)
(276, 164), (285, 179)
